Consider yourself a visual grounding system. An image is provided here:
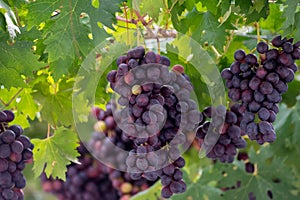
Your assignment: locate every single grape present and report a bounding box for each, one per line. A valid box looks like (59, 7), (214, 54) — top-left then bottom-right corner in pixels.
(266, 49), (278, 60)
(266, 72), (279, 84)
(282, 42), (294, 53)
(259, 82), (273, 95)
(256, 42), (268, 53)
(292, 48), (300, 59)
(221, 68), (233, 79)
(263, 60), (276, 71)
(0, 111), (7, 122)
(1, 130), (15, 143)
(127, 46), (145, 59)
(278, 53), (293, 66)
(249, 77), (261, 90)
(160, 56), (171, 66)
(230, 62), (241, 74)
(10, 141), (24, 154)
(117, 55), (127, 66)
(258, 107), (270, 121)
(0, 144), (11, 158)
(106, 70), (117, 83)
(161, 186), (173, 198)
(271, 35), (283, 47)
(240, 63), (249, 72)
(234, 50), (246, 61)
(245, 54), (257, 64)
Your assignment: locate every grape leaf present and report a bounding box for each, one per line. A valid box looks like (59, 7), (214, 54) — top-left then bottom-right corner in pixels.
(130, 181), (162, 200)
(259, 3), (284, 33)
(31, 127), (80, 180)
(13, 112), (30, 129)
(270, 97), (300, 176)
(200, 0), (219, 16)
(25, 0), (123, 80)
(294, 12), (300, 42)
(235, 0), (253, 13)
(217, 147), (298, 200)
(245, 2), (269, 24)
(171, 166), (224, 200)
(180, 10), (229, 50)
(0, 87), (38, 128)
(282, 0), (300, 29)
(138, 0), (164, 21)
(0, 41), (44, 87)
(18, 88), (39, 120)
(32, 76), (74, 126)
(253, 0), (268, 13)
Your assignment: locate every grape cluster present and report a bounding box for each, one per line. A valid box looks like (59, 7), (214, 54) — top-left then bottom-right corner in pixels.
(41, 144), (119, 200)
(0, 110), (33, 200)
(196, 105), (246, 163)
(90, 103), (134, 172)
(90, 101), (190, 198)
(221, 36), (299, 144)
(104, 46), (201, 198)
(89, 104), (156, 199)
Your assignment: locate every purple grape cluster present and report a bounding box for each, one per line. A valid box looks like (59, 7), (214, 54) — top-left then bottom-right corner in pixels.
(90, 103), (134, 172)
(41, 144), (119, 200)
(0, 110), (34, 200)
(104, 46), (201, 198)
(89, 104), (157, 199)
(221, 36), (299, 144)
(90, 100), (191, 199)
(196, 105), (246, 163)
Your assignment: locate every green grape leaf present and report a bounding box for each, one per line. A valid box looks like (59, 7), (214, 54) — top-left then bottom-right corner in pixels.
(18, 88), (39, 120)
(49, 57), (76, 82)
(245, 2), (269, 24)
(131, 181), (162, 200)
(171, 166), (223, 200)
(259, 3), (284, 33)
(32, 76), (74, 126)
(282, 79), (300, 107)
(31, 127), (80, 180)
(270, 97), (300, 176)
(235, 0), (253, 13)
(293, 12), (300, 42)
(180, 10), (229, 50)
(217, 147), (298, 200)
(282, 0), (300, 29)
(139, 0), (164, 21)
(199, 0), (219, 15)
(0, 87), (38, 128)
(0, 41), (44, 87)
(253, 0), (268, 13)
(25, 0), (123, 80)
(13, 112), (30, 129)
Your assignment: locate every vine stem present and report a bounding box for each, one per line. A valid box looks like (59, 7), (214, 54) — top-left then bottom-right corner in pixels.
(116, 16), (137, 24)
(123, 2), (130, 45)
(255, 22), (261, 43)
(169, 0), (179, 13)
(0, 88), (24, 108)
(224, 18), (240, 54)
(47, 123), (51, 138)
(156, 37), (161, 55)
(211, 45), (221, 58)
